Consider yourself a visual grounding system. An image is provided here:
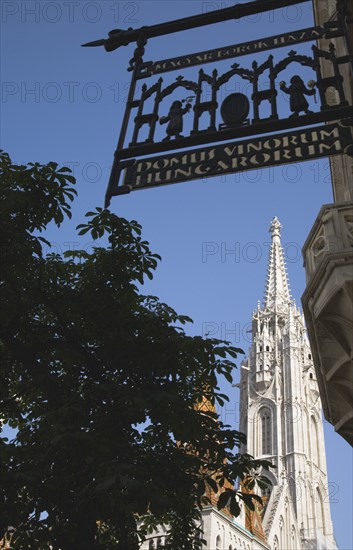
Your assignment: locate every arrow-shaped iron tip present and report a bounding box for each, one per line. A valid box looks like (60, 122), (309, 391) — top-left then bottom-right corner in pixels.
(81, 39), (106, 47)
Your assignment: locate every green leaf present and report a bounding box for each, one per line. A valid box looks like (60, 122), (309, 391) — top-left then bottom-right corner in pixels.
(257, 479), (270, 490)
(206, 476), (218, 494)
(63, 175), (75, 184)
(229, 497), (241, 517)
(57, 167), (72, 173)
(223, 371), (233, 383)
(217, 490), (232, 511)
(77, 227), (90, 236)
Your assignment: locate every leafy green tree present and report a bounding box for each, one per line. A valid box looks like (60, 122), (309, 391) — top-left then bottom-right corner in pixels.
(0, 151), (272, 550)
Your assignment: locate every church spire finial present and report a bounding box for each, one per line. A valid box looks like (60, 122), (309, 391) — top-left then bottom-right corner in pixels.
(264, 217), (291, 309)
(269, 216), (282, 241)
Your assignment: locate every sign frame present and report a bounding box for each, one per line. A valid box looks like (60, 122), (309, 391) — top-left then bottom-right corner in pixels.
(120, 119), (353, 194)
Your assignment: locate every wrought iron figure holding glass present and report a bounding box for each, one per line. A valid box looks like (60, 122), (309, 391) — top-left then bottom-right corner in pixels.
(160, 100), (192, 141)
(280, 75), (316, 117)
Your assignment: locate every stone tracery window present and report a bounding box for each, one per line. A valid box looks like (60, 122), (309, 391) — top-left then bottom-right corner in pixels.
(260, 406), (272, 455)
(315, 487), (326, 534)
(311, 415), (320, 467)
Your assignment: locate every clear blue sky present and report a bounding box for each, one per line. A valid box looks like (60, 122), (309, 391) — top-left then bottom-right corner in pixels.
(1, 1), (352, 548)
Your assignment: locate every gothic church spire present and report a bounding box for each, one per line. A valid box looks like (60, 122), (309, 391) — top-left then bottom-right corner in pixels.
(264, 217), (291, 310)
(239, 217), (337, 550)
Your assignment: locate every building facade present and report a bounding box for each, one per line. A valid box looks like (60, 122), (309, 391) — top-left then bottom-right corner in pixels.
(141, 399), (271, 550)
(301, 0), (353, 446)
(239, 217), (338, 550)
(141, 503), (270, 550)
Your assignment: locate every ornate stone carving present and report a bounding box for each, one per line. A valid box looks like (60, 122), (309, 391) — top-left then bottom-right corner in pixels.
(302, 203), (353, 445)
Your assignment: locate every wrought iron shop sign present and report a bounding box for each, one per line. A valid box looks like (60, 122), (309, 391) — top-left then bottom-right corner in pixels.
(82, 0), (353, 206)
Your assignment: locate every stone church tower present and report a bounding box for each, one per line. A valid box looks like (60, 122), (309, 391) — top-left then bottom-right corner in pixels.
(141, 217), (339, 550)
(239, 217), (338, 550)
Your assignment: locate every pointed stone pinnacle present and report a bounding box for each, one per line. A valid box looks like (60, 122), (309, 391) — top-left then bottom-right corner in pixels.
(269, 216), (282, 241)
(264, 217), (291, 309)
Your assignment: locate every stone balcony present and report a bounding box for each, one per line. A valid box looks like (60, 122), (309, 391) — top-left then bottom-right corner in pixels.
(254, 369), (272, 391)
(302, 203), (353, 446)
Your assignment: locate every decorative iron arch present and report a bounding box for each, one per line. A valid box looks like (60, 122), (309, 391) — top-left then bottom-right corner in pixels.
(141, 78), (164, 101)
(273, 50), (316, 78)
(215, 62), (253, 90)
(158, 76), (199, 102)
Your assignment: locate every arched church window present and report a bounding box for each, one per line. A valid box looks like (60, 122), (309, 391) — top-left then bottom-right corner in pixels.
(315, 487), (325, 535)
(273, 535), (279, 550)
(308, 353), (312, 359)
(311, 416), (320, 467)
(216, 535), (222, 549)
(266, 345), (270, 351)
(310, 372), (313, 379)
(260, 407), (272, 455)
